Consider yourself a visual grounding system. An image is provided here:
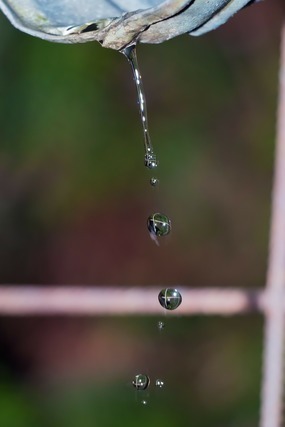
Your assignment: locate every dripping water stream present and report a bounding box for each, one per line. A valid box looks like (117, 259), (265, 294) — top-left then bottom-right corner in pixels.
(123, 44), (158, 170)
(122, 44), (182, 403)
(122, 44), (171, 242)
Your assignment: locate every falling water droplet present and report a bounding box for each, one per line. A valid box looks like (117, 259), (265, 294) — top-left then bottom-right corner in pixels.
(132, 374), (150, 390)
(158, 320), (165, 331)
(158, 288), (182, 310)
(147, 213), (171, 237)
(122, 45), (158, 169)
(145, 152), (158, 169)
(155, 379), (164, 388)
(150, 177), (159, 187)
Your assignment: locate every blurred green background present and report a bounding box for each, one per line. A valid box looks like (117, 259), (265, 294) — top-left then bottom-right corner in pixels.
(0, 1), (282, 426)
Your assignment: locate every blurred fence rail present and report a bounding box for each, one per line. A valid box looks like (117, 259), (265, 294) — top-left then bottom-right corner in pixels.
(0, 286), (267, 316)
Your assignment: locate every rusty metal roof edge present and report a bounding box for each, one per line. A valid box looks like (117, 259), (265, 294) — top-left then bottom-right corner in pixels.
(0, 0), (193, 49)
(0, 0), (259, 48)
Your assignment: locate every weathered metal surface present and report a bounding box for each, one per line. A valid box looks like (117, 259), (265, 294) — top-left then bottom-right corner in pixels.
(0, 0), (257, 49)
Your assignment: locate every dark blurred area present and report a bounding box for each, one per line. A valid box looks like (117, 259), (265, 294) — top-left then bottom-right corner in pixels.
(0, 1), (282, 426)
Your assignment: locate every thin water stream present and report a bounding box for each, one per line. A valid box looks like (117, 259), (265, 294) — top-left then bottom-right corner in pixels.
(123, 44), (158, 170)
(122, 44), (171, 242)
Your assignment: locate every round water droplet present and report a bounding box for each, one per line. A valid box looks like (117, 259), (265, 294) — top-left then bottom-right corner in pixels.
(141, 400), (148, 405)
(158, 321), (165, 331)
(150, 177), (159, 187)
(155, 379), (164, 388)
(132, 374), (150, 390)
(158, 288), (182, 310)
(147, 213), (171, 237)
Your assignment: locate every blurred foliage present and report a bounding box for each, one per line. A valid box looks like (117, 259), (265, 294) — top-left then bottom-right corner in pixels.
(0, 316), (262, 427)
(0, 0), (282, 426)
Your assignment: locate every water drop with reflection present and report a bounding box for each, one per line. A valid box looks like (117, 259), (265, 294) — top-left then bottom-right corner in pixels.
(132, 374), (150, 390)
(147, 213), (171, 237)
(158, 288), (182, 310)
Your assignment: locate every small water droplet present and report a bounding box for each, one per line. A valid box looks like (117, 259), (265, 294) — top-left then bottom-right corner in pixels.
(145, 153), (158, 169)
(132, 374), (150, 390)
(150, 177), (159, 187)
(158, 288), (182, 310)
(141, 400), (148, 405)
(155, 379), (164, 388)
(147, 213), (171, 237)
(158, 321), (165, 331)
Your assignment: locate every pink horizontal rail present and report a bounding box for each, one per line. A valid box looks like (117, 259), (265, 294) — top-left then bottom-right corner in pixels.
(0, 286), (266, 315)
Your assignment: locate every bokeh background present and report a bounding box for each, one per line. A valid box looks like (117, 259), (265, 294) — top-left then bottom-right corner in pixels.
(0, 1), (282, 426)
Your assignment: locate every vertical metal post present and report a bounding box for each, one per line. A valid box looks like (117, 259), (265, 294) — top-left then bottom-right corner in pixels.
(260, 18), (285, 427)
